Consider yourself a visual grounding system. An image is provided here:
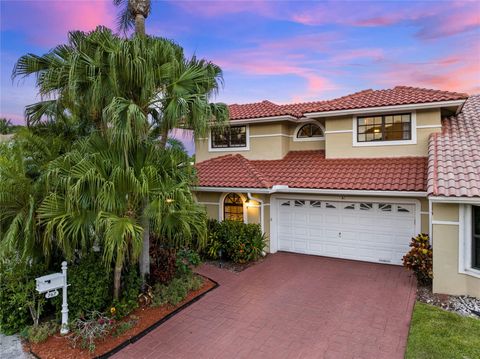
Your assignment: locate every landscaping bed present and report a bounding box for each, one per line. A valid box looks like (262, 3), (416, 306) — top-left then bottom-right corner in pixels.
(25, 275), (216, 359)
(406, 302), (480, 359)
(203, 254), (267, 272)
(417, 285), (480, 319)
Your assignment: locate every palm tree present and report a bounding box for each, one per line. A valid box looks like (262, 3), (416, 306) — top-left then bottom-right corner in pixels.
(0, 118), (15, 134)
(0, 129), (68, 261)
(114, 0), (151, 36)
(12, 27), (228, 285)
(38, 134), (206, 299)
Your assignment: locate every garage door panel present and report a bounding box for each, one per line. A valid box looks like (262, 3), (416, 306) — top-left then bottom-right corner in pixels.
(276, 198), (416, 265)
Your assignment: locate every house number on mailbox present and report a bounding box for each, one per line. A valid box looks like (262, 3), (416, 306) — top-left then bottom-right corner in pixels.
(45, 290), (59, 299)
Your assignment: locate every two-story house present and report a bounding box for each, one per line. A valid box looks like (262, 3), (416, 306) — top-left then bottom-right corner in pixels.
(193, 86), (480, 298)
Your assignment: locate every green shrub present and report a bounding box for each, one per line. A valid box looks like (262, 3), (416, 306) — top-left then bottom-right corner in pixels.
(0, 259), (47, 334)
(152, 273), (204, 307)
(22, 321), (59, 344)
(112, 266), (142, 318)
(53, 253), (112, 320)
(403, 233), (433, 285)
(176, 248), (201, 276)
(111, 318), (137, 337)
(204, 220), (267, 264)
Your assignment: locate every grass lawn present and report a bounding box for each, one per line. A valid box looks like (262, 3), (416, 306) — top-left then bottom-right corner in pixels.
(406, 302), (480, 359)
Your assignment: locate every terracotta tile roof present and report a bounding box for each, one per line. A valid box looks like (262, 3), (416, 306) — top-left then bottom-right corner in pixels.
(228, 100), (297, 120)
(196, 151), (428, 192)
(195, 154), (271, 188)
(228, 86), (468, 121)
(428, 95), (480, 197)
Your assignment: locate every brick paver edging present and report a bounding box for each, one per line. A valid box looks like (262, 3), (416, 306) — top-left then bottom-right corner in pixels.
(27, 275), (219, 359)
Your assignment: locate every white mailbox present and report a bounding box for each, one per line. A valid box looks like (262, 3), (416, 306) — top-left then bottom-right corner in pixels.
(35, 261), (69, 335)
(36, 272), (64, 294)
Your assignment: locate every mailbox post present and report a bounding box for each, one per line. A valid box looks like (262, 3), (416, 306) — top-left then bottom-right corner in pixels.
(36, 261), (69, 335)
(60, 261), (69, 334)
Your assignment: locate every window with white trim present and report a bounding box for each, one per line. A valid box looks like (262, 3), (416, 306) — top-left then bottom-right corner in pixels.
(296, 123), (324, 139)
(473, 206), (480, 270)
(211, 125), (247, 149)
(357, 113), (412, 142)
(223, 193), (244, 221)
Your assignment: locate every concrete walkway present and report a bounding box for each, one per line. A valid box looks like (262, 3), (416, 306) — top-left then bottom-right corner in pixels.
(0, 334), (31, 359)
(114, 252), (416, 359)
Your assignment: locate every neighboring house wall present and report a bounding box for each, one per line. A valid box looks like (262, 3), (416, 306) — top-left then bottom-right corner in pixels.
(195, 122), (325, 162)
(432, 202), (480, 298)
(324, 108), (441, 158)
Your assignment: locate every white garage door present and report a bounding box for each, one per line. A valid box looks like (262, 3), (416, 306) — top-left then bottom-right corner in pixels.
(276, 199), (417, 265)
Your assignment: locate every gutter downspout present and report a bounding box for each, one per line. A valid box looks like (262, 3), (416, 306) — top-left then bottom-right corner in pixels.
(428, 197), (433, 246)
(247, 193), (264, 234)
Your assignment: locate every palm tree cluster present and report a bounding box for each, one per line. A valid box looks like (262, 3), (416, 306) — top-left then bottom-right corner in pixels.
(1, 26), (228, 298)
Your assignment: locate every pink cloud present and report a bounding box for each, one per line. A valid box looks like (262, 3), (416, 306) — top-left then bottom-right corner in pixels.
(169, 0), (276, 18)
(371, 46), (480, 95)
(286, 2), (480, 40)
(2, 1), (116, 46)
(416, 9), (480, 39)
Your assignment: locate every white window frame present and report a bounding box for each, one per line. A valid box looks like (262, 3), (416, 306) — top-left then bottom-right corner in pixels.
(352, 111), (417, 147)
(293, 121), (325, 142)
(459, 204), (480, 278)
(208, 124), (250, 152)
(219, 192), (247, 224)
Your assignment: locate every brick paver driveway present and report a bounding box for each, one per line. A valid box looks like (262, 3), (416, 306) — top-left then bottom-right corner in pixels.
(114, 252), (416, 359)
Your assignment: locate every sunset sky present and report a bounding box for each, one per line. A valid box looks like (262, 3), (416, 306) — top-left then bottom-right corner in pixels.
(1, 0), (479, 152)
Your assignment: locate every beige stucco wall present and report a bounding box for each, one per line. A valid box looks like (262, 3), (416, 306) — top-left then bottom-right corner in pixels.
(324, 108), (441, 158)
(432, 202), (480, 298)
(195, 122), (325, 162)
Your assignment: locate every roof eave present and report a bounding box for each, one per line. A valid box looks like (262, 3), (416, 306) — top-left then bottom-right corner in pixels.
(229, 115), (299, 124)
(193, 186), (428, 197)
(303, 99), (467, 118)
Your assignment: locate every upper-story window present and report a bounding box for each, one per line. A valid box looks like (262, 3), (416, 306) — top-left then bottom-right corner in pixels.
(357, 113), (412, 142)
(294, 122), (324, 142)
(211, 125), (247, 149)
(296, 123), (324, 139)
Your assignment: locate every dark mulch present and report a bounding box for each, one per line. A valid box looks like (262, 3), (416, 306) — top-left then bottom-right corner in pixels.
(203, 255), (268, 272)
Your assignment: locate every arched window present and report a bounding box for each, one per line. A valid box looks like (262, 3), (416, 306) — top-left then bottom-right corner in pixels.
(296, 123), (323, 138)
(224, 193), (244, 221)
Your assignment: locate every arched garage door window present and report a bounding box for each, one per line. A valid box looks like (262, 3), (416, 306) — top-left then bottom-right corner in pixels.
(224, 193), (244, 221)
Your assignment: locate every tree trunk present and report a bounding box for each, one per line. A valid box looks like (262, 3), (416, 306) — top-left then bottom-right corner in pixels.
(139, 202), (150, 287)
(135, 14), (146, 36)
(113, 258), (123, 301)
(159, 127), (169, 149)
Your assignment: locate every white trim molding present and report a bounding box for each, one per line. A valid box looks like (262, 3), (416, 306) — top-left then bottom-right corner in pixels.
(304, 99), (466, 118)
(228, 115), (298, 125)
(324, 129), (353, 134)
(416, 125), (442, 129)
(250, 133), (292, 139)
(431, 220), (460, 226)
(429, 196), (480, 205)
(208, 124), (250, 152)
(352, 111), (417, 147)
(194, 186), (428, 197)
(292, 121), (325, 142)
(196, 201), (219, 206)
(459, 204), (480, 279)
